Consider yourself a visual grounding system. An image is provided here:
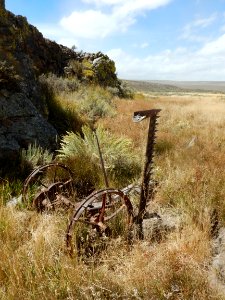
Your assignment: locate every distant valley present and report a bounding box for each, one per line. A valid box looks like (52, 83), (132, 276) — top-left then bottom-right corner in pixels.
(125, 80), (225, 93)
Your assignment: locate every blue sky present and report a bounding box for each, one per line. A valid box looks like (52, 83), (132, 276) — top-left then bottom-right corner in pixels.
(6, 0), (225, 81)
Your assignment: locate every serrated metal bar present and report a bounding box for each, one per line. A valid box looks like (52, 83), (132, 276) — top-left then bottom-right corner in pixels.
(139, 114), (159, 218)
(133, 109), (161, 239)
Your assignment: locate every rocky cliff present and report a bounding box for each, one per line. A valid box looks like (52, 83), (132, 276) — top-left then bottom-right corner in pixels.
(0, 0), (5, 10)
(0, 4), (80, 176)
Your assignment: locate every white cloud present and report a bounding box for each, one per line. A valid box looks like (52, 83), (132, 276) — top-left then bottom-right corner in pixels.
(82, 0), (124, 4)
(57, 38), (80, 48)
(115, 0), (171, 16)
(193, 14), (217, 28)
(34, 1), (225, 81)
(198, 34), (225, 55)
(133, 42), (149, 48)
(59, 0), (172, 39)
(107, 34), (225, 80)
(36, 24), (63, 38)
(60, 9), (134, 39)
(82, 0), (171, 10)
(35, 23), (78, 47)
(180, 13), (217, 42)
(140, 42), (149, 48)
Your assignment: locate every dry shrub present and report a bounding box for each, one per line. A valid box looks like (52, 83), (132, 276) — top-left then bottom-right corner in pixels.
(39, 74), (117, 135)
(71, 85), (116, 120)
(57, 125), (141, 195)
(39, 73), (80, 94)
(20, 143), (53, 176)
(39, 74), (83, 135)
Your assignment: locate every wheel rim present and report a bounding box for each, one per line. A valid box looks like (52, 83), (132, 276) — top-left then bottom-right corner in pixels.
(66, 188), (134, 255)
(22, 163), (74, 210)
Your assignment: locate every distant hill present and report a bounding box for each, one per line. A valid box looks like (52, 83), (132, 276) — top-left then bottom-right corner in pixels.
(124, 80), (225, 93)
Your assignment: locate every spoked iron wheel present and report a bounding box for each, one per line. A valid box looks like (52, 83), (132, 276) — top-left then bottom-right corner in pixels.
(22, 163), (74, 212)
(66, 188), (134, 256)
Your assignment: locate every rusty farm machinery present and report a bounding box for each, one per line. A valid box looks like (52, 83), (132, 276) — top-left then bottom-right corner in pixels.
(22, 109), (161, 253)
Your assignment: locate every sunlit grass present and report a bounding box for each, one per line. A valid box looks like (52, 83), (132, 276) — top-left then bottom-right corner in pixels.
(1, 92), (225, 298)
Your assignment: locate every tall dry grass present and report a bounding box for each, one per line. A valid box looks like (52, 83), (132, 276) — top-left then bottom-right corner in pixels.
(100, 93), (225, 221)
(1, 92), (225, 299)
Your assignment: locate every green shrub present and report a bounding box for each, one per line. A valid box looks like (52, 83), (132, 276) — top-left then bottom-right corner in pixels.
(66, 53), (118, 88)
(76, 85), (116, 120)
(19, 143), (54, 179)
(46, 94), (83, 135)
(82, 59), (94, 81)
(39, 73), (80, 94)
(38, 74), (115, 135)
(0, 180), (23, 205)
(116, 80), (134, 99)
(64, 60), (83, 80)
(39, 75), (83, 135)
(57, 126), (141, 194)
(92, 55), (117, 87)
(20, 142), (53, 169)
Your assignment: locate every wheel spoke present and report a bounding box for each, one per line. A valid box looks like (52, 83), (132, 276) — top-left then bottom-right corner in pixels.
(66, 189), (134, 255)
(53, 167), (58, 182)
(22, 163), (74, 210)
(104, 204), (125, 221)
(37, 180), (48, 189)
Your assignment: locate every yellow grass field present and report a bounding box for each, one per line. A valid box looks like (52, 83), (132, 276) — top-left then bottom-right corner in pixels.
(1, 91), (225, 299)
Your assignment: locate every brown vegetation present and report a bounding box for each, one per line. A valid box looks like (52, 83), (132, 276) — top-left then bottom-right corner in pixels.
(1, 91), (225, 298)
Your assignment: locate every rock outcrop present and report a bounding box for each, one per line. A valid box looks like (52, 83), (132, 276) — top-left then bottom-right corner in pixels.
(0, 4), (79, 176)
(0, 0), (5, 10)
(0, 3), (124, 177)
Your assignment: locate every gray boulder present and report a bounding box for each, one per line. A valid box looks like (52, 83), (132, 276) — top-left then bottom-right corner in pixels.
(0, 89), (57, 176)
(0, 5), (77, 175)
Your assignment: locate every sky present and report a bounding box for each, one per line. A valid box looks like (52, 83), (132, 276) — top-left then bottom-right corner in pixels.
(6, 0), (225, 81)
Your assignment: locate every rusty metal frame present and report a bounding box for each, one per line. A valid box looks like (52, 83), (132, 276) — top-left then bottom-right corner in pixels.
(22, 108), (161, 253)
(94, 130), (109, 189)
(133, 109), (161, 239)
(22, 162), (74, 208)
(66, 188), (134, 255)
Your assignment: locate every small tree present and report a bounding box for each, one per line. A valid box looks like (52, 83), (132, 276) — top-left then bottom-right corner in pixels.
(71, 45), (77, 52)
(93, 54), (117, 87)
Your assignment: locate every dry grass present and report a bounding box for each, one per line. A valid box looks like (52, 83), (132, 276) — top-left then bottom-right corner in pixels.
(100, 93), (225, 216)
(54, 85), (116, 125)
(1, 92), (225, 299)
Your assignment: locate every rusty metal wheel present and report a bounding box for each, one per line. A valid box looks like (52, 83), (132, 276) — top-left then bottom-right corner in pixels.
(66, 188), (134, 255)
(22, 163), (74, 211)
